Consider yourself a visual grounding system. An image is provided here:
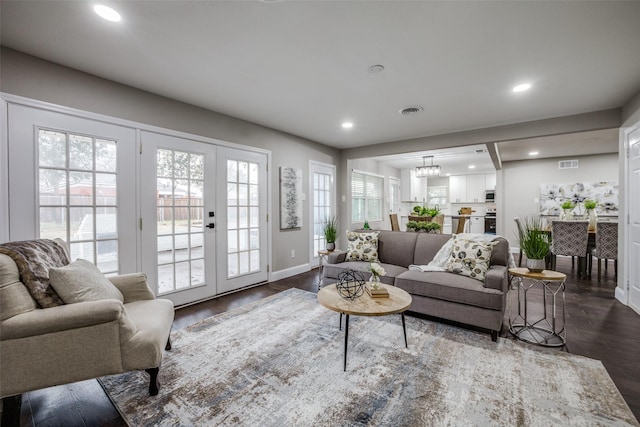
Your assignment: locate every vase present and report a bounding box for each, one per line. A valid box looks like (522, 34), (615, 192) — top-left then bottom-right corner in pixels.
(583, 209), (597, 232)
(526, 258), (546, 273)
(559, 209), (573, 221)
(326, 242), (335, 251)
(369, 275), (381, 290)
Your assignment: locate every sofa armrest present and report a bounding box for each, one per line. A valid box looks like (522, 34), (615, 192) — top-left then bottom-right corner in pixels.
(109, 273), (155, 302)
(0, 299), (125, 340)
(484, 265), (508, 292)
(327, 250), (347, 264)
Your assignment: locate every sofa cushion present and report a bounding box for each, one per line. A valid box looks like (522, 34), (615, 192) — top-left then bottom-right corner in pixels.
(377, 231), (418, 268)
(345, 231), (380, 262)
(323, 261), (407, 286)
(49, 259), (124, 304)
(445, 237), (497, 282)
(395, 270), (503, 310)
(413, 233), (452, 265)
(0, 254), (37, 321)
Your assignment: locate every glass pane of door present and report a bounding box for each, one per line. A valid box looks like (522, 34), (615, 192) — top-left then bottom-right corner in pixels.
(313, 172), (331, 254)
(155, 148), (205, 294)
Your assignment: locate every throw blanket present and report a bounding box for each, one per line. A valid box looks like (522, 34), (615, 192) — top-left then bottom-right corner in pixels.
(0, 239), (70, 308)
(409, 233), (516, 272)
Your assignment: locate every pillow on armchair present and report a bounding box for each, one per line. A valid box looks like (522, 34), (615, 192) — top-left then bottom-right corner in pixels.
(49, 259), (124, 303)
(445, 237), (497, 282)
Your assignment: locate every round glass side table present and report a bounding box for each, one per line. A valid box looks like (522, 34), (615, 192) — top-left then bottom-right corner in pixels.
(508, 267), (567, 347)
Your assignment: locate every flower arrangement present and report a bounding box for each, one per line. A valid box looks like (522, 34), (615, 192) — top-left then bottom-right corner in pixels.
(368, 262), (386, 289)
(561, 201), (575, 210)
(584, 200), (597, 210)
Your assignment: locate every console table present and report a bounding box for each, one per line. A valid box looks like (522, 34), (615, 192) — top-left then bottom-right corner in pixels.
(508, 267), (567, 347)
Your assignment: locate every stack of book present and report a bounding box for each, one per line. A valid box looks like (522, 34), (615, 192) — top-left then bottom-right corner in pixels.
(366, 284), (389, 298)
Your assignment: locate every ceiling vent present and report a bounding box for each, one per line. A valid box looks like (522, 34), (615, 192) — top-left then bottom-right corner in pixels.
(558, 159), (579, 169)
(399, 106), (424, 116)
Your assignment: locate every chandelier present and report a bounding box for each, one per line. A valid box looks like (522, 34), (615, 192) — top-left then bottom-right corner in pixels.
(415, 156), (441, 177)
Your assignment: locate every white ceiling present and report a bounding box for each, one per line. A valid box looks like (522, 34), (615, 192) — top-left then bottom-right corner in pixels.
(2, 1), (639, 153)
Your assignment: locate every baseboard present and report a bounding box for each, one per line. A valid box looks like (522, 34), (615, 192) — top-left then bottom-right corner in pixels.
(615, 286), (627, 306)
(270, 263), (312, 282)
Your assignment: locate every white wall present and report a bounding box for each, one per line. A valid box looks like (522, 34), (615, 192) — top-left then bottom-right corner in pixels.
(500, 153), (619, 247)
(0, 47), (340, 273)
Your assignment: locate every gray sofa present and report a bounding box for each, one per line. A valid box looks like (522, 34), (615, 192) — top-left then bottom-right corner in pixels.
(323, 231), (510, 341)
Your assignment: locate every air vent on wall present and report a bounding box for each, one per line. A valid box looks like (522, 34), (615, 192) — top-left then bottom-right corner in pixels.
(558, 159), (579, 169)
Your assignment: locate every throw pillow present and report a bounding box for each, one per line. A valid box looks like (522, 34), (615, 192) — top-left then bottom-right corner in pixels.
(49, 259), (124, 304)
(345, 231), (379, 262)
(445, 237), (497, 282)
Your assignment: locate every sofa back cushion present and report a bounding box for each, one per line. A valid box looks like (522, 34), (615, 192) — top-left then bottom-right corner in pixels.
(0, 253), (37, 321)
(489, 237), (509, 266)
(413, 233), (452, 265)
(377, 231), (418, 268)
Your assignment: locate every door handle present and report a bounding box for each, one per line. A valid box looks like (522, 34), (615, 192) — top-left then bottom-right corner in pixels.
(206, 223), (215, 229)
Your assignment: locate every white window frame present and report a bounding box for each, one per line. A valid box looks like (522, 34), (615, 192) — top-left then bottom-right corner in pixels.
(351, 170), (384, 223)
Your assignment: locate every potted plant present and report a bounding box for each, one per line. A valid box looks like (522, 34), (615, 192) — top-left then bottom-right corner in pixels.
(583, 199), (597, 231)
(559, 201), (575, 220)
(517, 215), (551, 273)
(406, 220), (441, 233)
(322, 216), (339, 251)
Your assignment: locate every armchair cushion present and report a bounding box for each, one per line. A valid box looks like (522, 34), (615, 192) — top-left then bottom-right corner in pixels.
(108, 273), (155, 303)
(49, 259), (124, 304)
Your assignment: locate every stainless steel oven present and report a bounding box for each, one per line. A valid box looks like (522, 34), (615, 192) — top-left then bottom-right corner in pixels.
(485, 207), (496, 234)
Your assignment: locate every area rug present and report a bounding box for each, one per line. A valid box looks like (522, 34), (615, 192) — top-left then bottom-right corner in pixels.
(100, 288), (638, 426)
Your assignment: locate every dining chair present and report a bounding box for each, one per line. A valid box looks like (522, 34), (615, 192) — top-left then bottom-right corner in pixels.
(590, 221), (618, 280)
(550, 220), (590, 278)
(513, 217), (524, 267)
(389, 213), (400, 231)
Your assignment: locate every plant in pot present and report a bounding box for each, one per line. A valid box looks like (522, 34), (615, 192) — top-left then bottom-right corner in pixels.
(583, 199), (598, 231)
(559, 201), (575, 220)
(406, 220), (441, 233)
(322, 216), (339, 251)
(517, 215), (551, 273)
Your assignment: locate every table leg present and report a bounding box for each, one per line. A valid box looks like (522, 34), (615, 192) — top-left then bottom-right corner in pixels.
(402, 313), (408, 348)
(343, 314), (349, 371)
(339, 312), (342, 331)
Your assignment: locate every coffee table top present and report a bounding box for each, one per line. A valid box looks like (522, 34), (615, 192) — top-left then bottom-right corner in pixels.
(318, 283), (412, 316)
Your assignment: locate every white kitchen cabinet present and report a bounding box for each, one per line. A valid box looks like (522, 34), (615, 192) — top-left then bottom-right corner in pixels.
(484, 173), (496, 190)
(449, 175), (467, 203)
(469, 216), (485, 233)
(401, 169), (427, 203)
(450, 174), (486, 203)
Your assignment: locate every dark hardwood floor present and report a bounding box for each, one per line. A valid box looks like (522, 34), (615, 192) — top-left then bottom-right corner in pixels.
(6, 255), (640, 426)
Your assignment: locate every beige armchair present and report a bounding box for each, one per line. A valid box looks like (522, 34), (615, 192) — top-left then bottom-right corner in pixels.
(0, 240), (174, 422)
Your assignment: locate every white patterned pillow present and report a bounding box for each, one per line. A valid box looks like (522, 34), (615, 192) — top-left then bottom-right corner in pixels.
(445, 237), (497, 282)
(345, 231), (379, 262)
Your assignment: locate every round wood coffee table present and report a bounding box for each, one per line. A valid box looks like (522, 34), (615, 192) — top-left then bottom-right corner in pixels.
(317, 283), (412, 371)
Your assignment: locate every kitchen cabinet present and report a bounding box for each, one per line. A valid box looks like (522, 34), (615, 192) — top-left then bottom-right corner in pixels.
(485, 173), (496, 190)
(449, 175), (467, 203)
(449, 174), (485, 203)
(401, 169), (427, 203)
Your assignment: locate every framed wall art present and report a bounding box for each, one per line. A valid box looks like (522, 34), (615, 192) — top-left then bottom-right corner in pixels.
(280, 167), (302, 229)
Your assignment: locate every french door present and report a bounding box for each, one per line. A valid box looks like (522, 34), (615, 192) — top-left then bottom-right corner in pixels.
(627, 125), (640, 314)
(309, 161), (336, 266)
(6, 104), (137, 273)
(140, 131), (217, 306)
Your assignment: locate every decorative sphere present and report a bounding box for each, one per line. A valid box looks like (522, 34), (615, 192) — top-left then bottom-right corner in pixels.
(336, 269), (365, 301)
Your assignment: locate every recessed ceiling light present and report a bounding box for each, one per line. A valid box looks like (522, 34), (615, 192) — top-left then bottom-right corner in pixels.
(342, 122), (353, 129)
(513, 83), (532, 93)
(445, 173), (451, 177)
(94, 4), (121, 22)
(468, 165), (476, 169)
(529, 151), (539, 156)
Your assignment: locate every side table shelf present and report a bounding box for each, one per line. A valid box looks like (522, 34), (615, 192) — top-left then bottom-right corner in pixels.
(508, 267), (567, 347)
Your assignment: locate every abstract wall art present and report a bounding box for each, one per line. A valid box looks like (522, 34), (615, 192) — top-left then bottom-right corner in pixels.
(280, 167), (302, 229)
(539, 181), (618, 216)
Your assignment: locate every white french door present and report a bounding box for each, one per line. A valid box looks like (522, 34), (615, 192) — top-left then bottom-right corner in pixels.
(216, 147), (269, 293)
(140, 131), (217, 306)
(627, 125), (640, 314)
(309, 161), (336, 266)
(6, 104), (137, 273)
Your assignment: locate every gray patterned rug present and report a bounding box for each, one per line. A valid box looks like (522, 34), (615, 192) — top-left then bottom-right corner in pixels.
(100, 288), (638, 426)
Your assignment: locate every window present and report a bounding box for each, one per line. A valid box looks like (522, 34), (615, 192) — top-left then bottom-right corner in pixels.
(313, 171), (332, 253)
(389, 177), (400, 213)
(352, 171), (383, 222)
(38, 129), (118, 274)
(427, 186), (447, 208)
